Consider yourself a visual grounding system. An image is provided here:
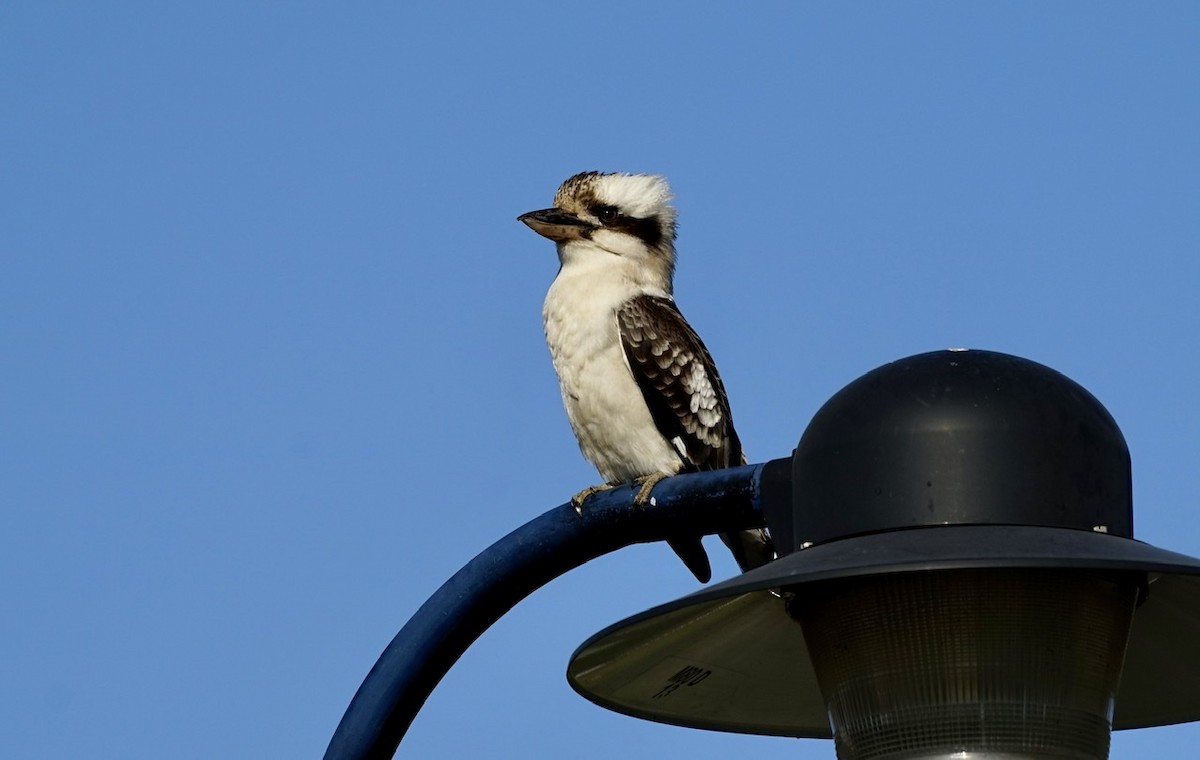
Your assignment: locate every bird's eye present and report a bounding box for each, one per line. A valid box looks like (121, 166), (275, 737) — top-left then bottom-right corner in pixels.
(595, 205), (620, 225)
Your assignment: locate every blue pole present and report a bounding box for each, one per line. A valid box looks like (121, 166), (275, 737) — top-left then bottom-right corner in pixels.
(323, 462), (777, 759)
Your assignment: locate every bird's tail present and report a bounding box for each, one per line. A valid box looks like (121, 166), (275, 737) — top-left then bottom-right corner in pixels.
(669, 529), (773, 582)
(667, 455), (775, 582)
(667, 536), (712, 584)
(719, 527), (775, 573)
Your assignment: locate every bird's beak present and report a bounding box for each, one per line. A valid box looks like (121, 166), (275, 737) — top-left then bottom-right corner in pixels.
(518, 208), (590, 242)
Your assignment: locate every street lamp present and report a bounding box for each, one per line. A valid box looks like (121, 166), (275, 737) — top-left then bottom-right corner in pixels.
(568, 349), (1200, 759)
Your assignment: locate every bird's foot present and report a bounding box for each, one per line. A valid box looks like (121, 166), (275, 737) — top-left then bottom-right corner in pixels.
(570, 482), (617, 516)
(633, 471), (671, 507)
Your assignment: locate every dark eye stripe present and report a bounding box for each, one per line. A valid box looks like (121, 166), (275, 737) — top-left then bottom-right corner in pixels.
(619, 215), (663, 248)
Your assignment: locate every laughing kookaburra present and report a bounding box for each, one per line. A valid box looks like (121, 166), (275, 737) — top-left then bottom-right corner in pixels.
(518, 171), (773, 583)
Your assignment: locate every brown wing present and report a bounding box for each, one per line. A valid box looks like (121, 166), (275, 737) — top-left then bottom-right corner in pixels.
(617, 295), (742, 472)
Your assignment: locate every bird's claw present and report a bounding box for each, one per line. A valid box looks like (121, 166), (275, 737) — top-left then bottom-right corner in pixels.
(633, 471), (670, 508)
(570, 482), (617, 517)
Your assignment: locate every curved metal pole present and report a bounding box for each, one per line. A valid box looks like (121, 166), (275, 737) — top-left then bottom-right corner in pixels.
(323, 462), (778, 760)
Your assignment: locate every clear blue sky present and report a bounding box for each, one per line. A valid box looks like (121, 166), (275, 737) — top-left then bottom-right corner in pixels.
(4, 3), (1199, 758)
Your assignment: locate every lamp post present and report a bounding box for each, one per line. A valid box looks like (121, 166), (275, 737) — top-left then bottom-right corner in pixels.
(569, 350), (1200, 759)
(324, 462), (770, 760)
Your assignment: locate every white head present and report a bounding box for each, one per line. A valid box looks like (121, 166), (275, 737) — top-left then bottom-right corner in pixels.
(518, 171), (678, 291)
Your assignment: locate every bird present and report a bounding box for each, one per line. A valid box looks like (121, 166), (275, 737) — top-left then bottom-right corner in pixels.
(518, 171), (773, 583)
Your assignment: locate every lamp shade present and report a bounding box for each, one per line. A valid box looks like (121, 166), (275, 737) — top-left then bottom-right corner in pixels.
(568, 350), (1200, 756)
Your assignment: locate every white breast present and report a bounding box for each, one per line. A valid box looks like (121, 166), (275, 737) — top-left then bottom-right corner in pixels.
(542, 255), (682, 483)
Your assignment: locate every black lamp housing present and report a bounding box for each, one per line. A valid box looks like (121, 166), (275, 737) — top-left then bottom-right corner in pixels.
(568, 350), (1200, 759)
